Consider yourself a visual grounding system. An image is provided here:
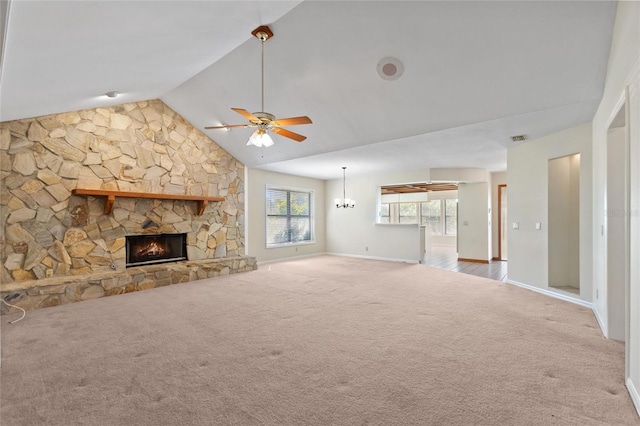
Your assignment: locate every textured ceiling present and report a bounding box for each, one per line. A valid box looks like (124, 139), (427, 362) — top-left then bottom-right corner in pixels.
(0, 1), (616, 179)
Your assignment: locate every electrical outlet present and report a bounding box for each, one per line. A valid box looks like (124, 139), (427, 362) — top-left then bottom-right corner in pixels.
(512, 222), (519, 230)
(45, 269), (53, 277)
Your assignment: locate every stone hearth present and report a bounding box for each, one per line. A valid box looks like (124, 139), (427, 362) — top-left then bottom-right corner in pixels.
(0, 257), (256, 314)
(1, 99), (256, 313)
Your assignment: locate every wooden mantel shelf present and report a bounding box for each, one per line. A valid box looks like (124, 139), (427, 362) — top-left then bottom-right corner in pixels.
(72, 188), (224, 216)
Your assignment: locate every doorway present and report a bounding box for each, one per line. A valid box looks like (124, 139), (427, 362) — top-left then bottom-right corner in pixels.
(606, 103), (628, 342)
(498, 184), (508, 261)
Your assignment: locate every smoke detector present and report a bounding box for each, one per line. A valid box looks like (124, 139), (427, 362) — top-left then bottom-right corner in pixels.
(377, 57), (404, 81)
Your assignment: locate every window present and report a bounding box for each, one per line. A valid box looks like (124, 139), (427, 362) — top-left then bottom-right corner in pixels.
(421, 200), (441, 235)
(266, 186), (313, 247)
(444, 199), (458, 235)
(378, 198), (457, 235)
(379, 203), (391, 223)
(399, 202), (418, 223)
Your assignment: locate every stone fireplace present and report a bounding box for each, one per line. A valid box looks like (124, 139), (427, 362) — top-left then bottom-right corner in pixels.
(0, 99), (257, 313)
(126, 233), (187, 267)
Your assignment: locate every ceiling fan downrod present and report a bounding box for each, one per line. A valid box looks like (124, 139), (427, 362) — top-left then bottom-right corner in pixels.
(251, 26), (273, 114)
(204, 25), (311, 144)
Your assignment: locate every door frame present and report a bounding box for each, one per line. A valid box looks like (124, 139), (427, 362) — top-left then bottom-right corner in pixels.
(604, 93), (630, 345)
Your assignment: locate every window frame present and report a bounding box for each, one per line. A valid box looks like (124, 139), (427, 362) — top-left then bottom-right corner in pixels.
(398, 202), (418, 224)
(265, 185), (315, 248)
(444, 198), (458, 236)
(379, 203), (391, 223)
(377, 198), (458, 236)
(421, 200), (443, 235)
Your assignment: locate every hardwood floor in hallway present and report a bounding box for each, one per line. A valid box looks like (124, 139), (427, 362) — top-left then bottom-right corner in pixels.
(421, 246), (508, 282)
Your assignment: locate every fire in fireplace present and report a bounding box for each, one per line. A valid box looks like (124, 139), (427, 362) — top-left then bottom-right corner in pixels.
(125, 234), (187, 267)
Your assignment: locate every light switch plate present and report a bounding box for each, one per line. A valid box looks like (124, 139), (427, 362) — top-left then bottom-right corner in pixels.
(535, 222), (541, 230)
(512, 222), (519, 230)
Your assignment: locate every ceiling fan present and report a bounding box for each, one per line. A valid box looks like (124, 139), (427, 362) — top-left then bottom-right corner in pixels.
(204, 26), (312, 147)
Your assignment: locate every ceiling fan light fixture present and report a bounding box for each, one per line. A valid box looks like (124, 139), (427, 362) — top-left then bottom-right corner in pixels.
(247, 129), (274, 148)
(204, 25), (311, 145)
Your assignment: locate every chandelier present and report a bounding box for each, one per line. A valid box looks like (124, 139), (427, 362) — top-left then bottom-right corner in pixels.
(335, 166), (355, 208)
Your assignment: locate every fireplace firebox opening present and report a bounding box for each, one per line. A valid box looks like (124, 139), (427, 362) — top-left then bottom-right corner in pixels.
(126, 233), (187, 268)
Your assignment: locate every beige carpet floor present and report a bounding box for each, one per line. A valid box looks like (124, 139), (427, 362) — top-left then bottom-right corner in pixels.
(1, 255), (638, 425)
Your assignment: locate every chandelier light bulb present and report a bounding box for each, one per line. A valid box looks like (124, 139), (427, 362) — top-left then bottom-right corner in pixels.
(336, 166), (355, 208)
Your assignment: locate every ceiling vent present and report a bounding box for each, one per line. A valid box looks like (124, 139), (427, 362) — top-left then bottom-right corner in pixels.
(377, 57), (404, 81)
(511, 134), (527, 142)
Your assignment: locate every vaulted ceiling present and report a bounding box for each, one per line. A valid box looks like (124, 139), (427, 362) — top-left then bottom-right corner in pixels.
(0, 1), (617, 179)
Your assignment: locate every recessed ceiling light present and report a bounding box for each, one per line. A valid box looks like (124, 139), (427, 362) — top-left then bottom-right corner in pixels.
(105, 91), (120, 98)
(377, 57), (404, 81)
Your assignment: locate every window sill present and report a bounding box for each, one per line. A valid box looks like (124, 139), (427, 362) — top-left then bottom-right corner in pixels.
(374, 223), (421, 227)
(266, 241), (316, 249)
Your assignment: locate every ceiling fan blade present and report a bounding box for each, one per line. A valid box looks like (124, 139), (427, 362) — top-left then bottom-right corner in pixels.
(272, 116), (313, 127)
(204, 124), (253, 130)
(231, 108), (260, 122)
(272, 127), (307, 142)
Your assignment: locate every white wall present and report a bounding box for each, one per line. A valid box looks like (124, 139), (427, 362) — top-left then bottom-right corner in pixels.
(606, 128), (626, 341)
(628, 68), (640, 417)
(507, 123), (593, 301)
(593, 1), (640, 334)
(248, 167), (488, 264)
(381, 192), (430, 203)
(430, 168), (489, 183)
(430, 169), (491, 261)
(325, 168), (488, 263)
(246, 168), (326, 263)
(591, 0), (640, 413)
(490, 171), (507, 259)
(326, 169), (431, 262)
(457, 182), (490, 261)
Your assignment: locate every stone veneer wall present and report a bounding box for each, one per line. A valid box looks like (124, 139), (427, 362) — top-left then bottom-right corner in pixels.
(0, 99), (254, 311)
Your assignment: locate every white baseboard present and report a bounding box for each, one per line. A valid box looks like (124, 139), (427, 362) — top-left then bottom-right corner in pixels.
(506, 279), (593, 309)
(592, 305), (608, 338)
(327, 252), (420, 264)
(627, 377), (640, 418)
(257, 252), (420, 266)
(256, 252), (327, 266)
